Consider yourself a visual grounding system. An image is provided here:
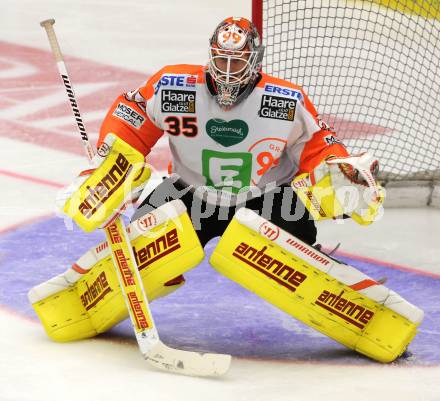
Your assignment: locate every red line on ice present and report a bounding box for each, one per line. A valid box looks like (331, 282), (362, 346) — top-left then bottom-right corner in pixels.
(324, 248), (440, 279)
(0, 40), (385, 172)
(0, 213), (54, 236)
(0, 168), (64, 188)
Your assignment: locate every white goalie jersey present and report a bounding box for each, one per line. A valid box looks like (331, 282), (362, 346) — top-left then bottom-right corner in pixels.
(98, 64), (349, 204)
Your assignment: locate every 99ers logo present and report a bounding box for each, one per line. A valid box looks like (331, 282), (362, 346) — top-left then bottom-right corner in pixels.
(248, 138), (287, 185)
(218, 25), (247, 50)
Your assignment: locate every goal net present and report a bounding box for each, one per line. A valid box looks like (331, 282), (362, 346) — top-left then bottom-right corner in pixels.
(252, 0), (440, 184)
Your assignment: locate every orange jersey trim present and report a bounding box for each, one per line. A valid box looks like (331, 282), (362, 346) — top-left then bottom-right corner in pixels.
(98, 94), (163, 156)
(139, 64), (206, 101)
(256, 76), (350, 174)
(98, 65), (205, 159)
(297, 130), (349, 175)
(257, 72), (303, 93)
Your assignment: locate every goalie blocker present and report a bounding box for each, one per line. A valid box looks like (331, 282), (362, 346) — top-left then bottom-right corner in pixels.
(60, 134), (151, 232)
(210, 208), (423, 363)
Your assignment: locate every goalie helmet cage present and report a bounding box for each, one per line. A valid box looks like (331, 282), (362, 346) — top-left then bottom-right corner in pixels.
(252, 0), (440, 206)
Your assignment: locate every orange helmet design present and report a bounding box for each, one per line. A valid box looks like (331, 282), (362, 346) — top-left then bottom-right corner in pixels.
(208, 17), (265, 107)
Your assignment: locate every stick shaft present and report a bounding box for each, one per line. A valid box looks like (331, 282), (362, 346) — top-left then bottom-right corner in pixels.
(40, 19), (95, 161)
(40, 18), (159, 351)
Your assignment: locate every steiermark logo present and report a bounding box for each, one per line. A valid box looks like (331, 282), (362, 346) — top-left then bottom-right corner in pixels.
(202, 149), (252, 194)
(205, 118), (249, 147)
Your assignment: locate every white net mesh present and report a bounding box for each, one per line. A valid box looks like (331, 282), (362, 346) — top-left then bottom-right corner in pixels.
(259, 0), (440, 181)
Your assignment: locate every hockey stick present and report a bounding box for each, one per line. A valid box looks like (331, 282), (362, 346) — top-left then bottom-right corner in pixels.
(40, 18), (231, 377)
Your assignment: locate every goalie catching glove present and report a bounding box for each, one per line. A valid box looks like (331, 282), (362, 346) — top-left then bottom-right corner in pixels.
(292, 153), (385, 225)
(59, 134), (151, 232)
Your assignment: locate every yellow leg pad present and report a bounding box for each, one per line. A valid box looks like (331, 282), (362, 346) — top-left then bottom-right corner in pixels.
(210, 208), (423, 363)
(30, 201), (203, 342)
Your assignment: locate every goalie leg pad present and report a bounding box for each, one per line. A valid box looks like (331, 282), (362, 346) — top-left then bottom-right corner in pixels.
(28, 200), (204, 342)
(209, 208), (423, 363)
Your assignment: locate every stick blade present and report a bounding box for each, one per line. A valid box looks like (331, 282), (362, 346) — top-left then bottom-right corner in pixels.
(145, 342), (231, 377)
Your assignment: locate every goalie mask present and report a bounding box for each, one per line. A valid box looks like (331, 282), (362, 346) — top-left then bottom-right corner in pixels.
(208, 17), (265, 108)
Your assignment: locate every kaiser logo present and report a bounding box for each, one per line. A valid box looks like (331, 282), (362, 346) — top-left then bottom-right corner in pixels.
(258, 221), (280, 240)
(206, 119), (249, 147)
(161, 89), (196, 113)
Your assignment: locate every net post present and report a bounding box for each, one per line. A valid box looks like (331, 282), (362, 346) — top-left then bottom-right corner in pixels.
(252, 0), (263, 39)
